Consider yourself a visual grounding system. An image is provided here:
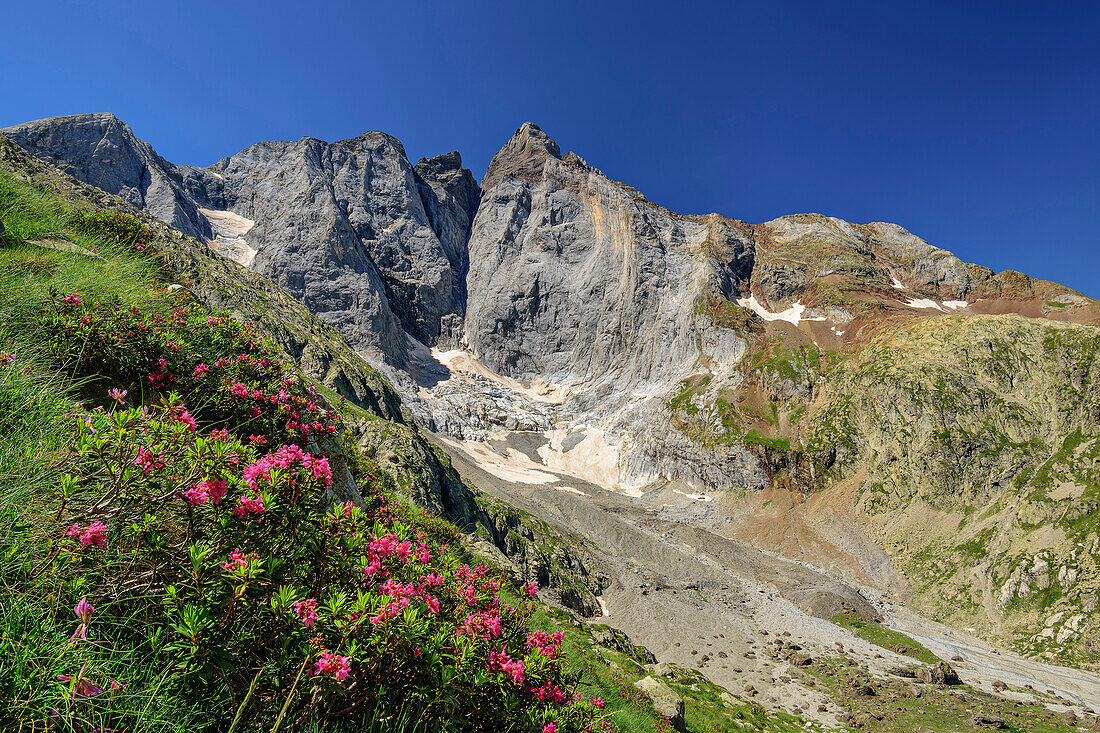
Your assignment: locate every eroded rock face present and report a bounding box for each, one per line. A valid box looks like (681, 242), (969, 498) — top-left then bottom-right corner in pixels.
(462, 123), (769, 489)
(3, 115), (478, 367)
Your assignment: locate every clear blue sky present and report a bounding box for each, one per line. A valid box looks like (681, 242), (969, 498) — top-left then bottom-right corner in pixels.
(2, 1), (1097, 294)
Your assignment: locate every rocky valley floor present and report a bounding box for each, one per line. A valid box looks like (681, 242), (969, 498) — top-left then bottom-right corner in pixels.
(435, 424), (1100, 730)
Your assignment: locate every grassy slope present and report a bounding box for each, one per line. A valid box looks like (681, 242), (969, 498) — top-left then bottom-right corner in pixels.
(0, 173), (210, 728)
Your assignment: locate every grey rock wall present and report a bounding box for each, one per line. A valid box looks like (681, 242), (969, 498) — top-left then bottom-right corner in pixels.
(2, 115), (479, 368)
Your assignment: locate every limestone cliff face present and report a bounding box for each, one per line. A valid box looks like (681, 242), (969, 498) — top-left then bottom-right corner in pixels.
(468, 123), (744, 386)
(2, 115), (479, 366)
(464, 122), (768, 489)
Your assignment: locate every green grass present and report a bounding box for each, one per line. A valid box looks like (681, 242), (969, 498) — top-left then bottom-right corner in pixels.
(0, 172), (170, 333)
(803, 656), (1073, 733)
(0, 170), (212, 730)
(830, 612), (940, 665)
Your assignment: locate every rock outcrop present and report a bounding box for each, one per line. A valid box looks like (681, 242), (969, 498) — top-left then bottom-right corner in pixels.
(3, 113), (209, 241)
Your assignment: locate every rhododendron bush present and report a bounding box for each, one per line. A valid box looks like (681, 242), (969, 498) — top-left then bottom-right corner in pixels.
(32, 297), (604, 732)
(44, 293), (336, 444)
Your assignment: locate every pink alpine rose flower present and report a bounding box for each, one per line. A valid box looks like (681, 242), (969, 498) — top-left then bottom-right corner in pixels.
(313, 651), (351, 683)
(293, 598), (319, 627)
(66, 521), (107, 548)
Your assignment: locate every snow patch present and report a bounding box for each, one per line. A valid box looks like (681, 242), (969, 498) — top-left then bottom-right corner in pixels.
(555, 485), (588, 496)
(199, 208), (257, 267)
(539, 427), (632, 495)
(431, 347), (569, 404)
(902, 298), (970, 312)
(736, 295), (826, 325)
(437, 435), (560, 485)
(891, 276), (906, 290)
(672, 488), (713, 502)
(904, 298), (944, 311)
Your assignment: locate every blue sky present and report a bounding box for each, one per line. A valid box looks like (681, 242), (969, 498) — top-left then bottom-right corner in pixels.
(2, 0), (1097, 294)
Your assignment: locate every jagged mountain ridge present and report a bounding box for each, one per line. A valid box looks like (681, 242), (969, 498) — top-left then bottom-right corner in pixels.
(6, 114), (1098, 487)
(6, 114), (1100, 670)
(3, 113), (479, 363)
(7, 114), (1098, 491)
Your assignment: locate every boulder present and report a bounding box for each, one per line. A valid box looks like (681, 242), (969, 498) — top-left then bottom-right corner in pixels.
(971, 714), (1007, 729)
(634, 676), (685, 731)
(930, 662), (962, 686)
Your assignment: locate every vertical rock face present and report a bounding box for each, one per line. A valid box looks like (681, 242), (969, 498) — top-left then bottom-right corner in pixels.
(413, 151), (481, 344)
(3, 113), (209, 240)
(3, 115), (479, 366)
(190, 132), (466, 361)
(463, 122), (768, 489)
(466, 122), (752, 389)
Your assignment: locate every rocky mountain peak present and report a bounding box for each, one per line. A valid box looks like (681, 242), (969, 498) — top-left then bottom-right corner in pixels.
(416, 149), (463, 175)
(481, 121), (562, 191)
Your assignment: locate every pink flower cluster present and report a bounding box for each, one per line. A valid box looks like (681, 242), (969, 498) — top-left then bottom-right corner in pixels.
(0, 352), (13, 366)
(369, 574), (442, 623)
(183, 478), (228, 506)
(529, 681), (568, 705)
(293, 598), (319, 627)
(461, 610), (503, 639)
(221, 547), (253, 571)
(241, 444), (333, 492)
(362, 532), (428, 577)
(232, 493), (265, 519)
(170, 404), (197, 431)
(62, 293), (82, 306)
(487, 650), (526, 685)
(526, 630), (564, 659)
(147, 357), (175, 388)
(65, 521), (107, 547)
(132, 446), (164, 474)
(313, 651), (350, 683)
(227, 378), (336, 437)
